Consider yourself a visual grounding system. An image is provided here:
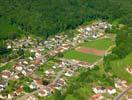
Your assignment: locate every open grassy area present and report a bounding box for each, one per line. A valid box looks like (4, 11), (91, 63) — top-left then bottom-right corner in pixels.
(35, 60), (55, 76)
(64, 50), (101, 63)
(80, 38), (114, 50)
(110, 53), (132, 83)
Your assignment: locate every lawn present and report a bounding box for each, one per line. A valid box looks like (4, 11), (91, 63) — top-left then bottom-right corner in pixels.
(35, 60), (55, 76)
(64, 50), (101, 63)
(110, 53), (132, 83)
(0, 61), (16, 73)
(80, 38), (114, 50)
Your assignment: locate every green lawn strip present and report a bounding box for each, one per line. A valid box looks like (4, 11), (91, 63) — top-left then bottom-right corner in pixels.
(36, 60), (55, 76)
(110, 53), (132, 83)
(0, 61), (16, 73)
(80, 38), (114, 50)
(64, 50), (101, 63)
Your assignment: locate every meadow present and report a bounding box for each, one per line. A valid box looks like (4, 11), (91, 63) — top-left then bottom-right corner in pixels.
(64, 50), (101, 63)
(110, 53), (132, 83)
(80, 38), (114, 50)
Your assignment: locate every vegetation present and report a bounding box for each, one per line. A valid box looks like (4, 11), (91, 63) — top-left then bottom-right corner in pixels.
(80, 38), (114, 50)
(109, 53), (132, 83)
(47, 66), (114, 100)
(64, 50), (101, 63)
(0, 0), (132, 39)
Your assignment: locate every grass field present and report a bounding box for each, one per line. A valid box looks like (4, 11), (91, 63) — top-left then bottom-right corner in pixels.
(80, 38), (114, 50)
(110, 53), (132, 83)
(64, 50), (101, 63)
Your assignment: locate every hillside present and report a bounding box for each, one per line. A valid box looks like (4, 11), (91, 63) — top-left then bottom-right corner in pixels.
(0, 0), (132, 39)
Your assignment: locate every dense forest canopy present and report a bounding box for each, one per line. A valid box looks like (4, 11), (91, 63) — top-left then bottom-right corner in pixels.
(0, 0), (132, 38)
(0, 0), (132, 58)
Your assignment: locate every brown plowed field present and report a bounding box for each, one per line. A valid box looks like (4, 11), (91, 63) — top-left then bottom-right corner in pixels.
(76, 47), (105, 56)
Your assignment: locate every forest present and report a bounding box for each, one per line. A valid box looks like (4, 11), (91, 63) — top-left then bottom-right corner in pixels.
(0, 0), (132, 38)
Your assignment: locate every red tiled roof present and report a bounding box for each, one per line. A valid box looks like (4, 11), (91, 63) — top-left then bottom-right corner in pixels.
(91, 94), (102, 100)
(1, 70), (11, 76)
(16, 86), (23, 94)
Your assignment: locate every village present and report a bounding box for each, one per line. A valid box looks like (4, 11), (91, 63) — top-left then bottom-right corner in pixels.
(0, 21), (132, 100)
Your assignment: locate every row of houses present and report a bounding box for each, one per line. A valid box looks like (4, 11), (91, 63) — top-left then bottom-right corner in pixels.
(0, 21), (112, 99)
(93, 86), (116, 95)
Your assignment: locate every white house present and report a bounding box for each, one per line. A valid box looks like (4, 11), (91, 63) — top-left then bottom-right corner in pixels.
(92, 86), (106, 94)
(107, 87), (116, 95)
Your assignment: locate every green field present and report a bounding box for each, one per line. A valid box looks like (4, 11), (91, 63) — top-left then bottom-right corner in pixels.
(64, 50), (101, 63)
(110, 53), (132, 83)
(80, 38), (114, 50)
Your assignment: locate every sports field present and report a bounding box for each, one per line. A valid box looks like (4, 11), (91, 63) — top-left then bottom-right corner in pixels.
(80, 38), (114, 50)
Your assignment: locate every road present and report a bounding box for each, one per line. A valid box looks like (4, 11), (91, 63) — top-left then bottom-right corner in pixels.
(17, 65), (66, 100)
(115, 85), (132, 100)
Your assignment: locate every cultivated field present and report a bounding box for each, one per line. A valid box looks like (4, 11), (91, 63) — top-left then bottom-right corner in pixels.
(75, 47), (105, 56)
(64, 38), (114, 63)
(64, 50), (101, 63)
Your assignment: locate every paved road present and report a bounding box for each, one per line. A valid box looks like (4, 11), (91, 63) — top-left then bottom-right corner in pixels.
(17, 65), (66, 100)
(115, 85), (132, 100)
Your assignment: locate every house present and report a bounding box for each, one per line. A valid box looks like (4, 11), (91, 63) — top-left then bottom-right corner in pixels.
(0, 95), (6, 100)
(45, 70), (55, 77)
(33, 79), (42, 88)
(0, 81), (7, 92)
(107, 87), (116, 95)
(92, 86), (106, 94)
(1, 70), (11, 79)
(64, 70), (74, 77)
(7, 45), (12, 49)
(27, 95), (37, 100)
(38, 90), (48, 97)
(8, 94), (13, 100)
(29, 57), (34, 61)
(54, 78), (66, 90)
(127, 95), (132, 100)
(115, 79), (128, 89)
(14, 85), (24, 96)
(14, 75), (20, 79)
(14, 64), (23, 71)
(91, 94), (103, 100)
(29, 82), (37, 89)
(33, 58), (42, 65)
(56, 78), (66, 87)
(23, 61), (28, 65)
(78, 61), (90, 68)
(126, 67), (132, 74)
(22, 70), (27, 76)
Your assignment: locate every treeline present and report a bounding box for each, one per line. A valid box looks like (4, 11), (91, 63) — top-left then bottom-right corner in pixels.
(0, 0), (131, 39)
